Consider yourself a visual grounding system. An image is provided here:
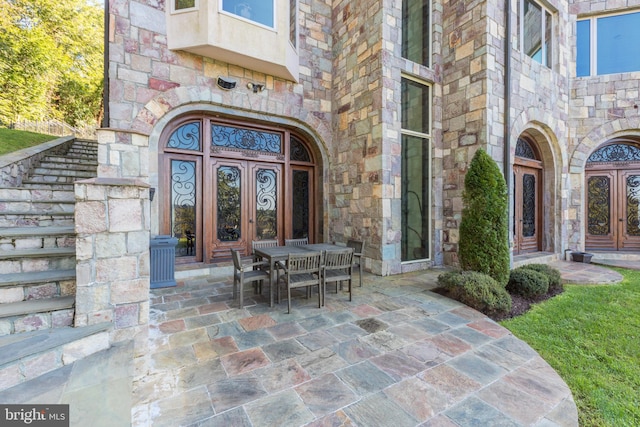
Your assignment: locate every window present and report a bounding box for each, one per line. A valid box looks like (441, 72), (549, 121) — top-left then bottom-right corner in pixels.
(577, 11), (640, 77)
(174, 0), (196, 11)
(518, 0), (552, 67)
(401, 77), (431, 262)
(402, 0), (430, 66)
(221, 0), (275, 28)
(289, 0), (297, 48)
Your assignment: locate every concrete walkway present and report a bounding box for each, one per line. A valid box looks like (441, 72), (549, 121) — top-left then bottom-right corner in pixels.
(1, 259), (633, 426)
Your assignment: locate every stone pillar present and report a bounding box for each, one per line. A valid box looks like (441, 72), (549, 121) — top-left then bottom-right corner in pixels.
(74, 178), (150, 351)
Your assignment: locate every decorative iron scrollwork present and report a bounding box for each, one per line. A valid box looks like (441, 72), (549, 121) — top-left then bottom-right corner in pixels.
(290, 136), (311, 162)
(171, 160), (197, 256)
(522, 174), (536, 237)
(626, 174), (640, 236)
(515, 138), (537, 160)
(167, 122), (201, 151)
(255, 169), (277, 240)
(588, 143), (640, 163)
(211, 124), (282, 153)
(217, 166), (241, 241)
(587, 176), (611, 236)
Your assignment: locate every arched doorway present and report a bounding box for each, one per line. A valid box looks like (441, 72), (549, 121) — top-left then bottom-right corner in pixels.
(513, 136), (543, 254)
(158, 114), (319, 263)
(585, 138), (640, 251)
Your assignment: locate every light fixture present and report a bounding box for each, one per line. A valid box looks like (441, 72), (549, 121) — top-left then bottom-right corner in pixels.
(247, 82), (265, 93)
(150, 187), (156, 202)
(217, 76), (237, 90)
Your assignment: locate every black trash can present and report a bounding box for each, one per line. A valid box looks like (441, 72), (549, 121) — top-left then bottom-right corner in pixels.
(150, 235), (178, 288)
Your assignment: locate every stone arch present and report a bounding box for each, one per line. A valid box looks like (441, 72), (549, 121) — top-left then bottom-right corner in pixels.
(510, 108), (566, 255)
(131, 85), (333, 238)
(570, 116), (640, 171)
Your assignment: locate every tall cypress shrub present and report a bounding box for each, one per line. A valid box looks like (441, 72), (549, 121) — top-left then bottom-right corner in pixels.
(459, 148), (510, 286)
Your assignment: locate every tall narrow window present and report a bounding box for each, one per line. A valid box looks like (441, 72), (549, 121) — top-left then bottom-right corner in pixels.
(401, 77), (431, 261)
(402, 0), (430, 66)
(519, 0), (552, 67)
(289, 0), (297, 48)
(171, 160), (197, 257)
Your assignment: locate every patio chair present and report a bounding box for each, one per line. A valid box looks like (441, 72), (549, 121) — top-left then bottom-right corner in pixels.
(230, 248), (270, 309)
(347, 239), (365, 287)
(322, 247), (354, 303)
(285, 237), (309, 246)
(277, 251), (322, 314)
(251, 239), (280, 294)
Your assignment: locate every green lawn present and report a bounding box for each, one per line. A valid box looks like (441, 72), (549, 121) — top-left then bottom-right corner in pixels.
(0, 127), (56, 156)
(501, 267), (640, 427)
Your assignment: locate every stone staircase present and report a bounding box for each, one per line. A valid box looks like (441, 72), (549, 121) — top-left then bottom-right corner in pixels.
(0, 139), (97, 334)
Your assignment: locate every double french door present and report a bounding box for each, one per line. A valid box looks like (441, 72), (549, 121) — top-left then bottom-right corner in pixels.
(586, 168), (640, 251)
(161, 116), (317, 264)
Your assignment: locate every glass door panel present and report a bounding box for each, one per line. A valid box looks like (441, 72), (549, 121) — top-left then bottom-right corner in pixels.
(619, 170), (640, 250)
(291, 168), (312, 240)
(251, 164), (282, 242)
(513, 164), (541, 254)
(211, 159), (248, 260)
(586, 170), (617, 250)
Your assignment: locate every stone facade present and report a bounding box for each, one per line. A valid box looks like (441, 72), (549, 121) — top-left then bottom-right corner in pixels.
(88, 0), (640, 346)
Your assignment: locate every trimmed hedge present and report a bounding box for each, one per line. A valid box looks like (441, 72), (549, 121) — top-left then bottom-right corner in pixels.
(437, 270), (512, 317)
(459, 149), (510, 287)
(507, 268), (549, 298)
(519, 263), (563, 292)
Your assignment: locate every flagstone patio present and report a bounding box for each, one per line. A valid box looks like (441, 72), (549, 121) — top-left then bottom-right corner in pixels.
(130, 269), (579, 426)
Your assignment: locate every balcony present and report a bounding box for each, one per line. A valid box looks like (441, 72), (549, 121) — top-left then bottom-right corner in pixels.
(166, 0), (299, 82)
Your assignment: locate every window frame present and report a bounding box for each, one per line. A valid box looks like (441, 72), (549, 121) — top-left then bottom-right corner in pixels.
(401, 0), (431, 68)
(577, 10), (640, 77)
(171, 0), (199, 14)
(518, 0), (553, 68)
(219, 0), (277, 30)
(400, 75), (432, 263)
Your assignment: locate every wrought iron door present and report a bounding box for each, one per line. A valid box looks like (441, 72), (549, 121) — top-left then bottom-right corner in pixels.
(210, 159), (283, 260)
(586, 169), (640, 250)
(513, 164), (541, 254)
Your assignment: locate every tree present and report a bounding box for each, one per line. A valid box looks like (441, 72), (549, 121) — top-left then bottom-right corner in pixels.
(0, 0), (103, 126)
(458, 148), (510, 287)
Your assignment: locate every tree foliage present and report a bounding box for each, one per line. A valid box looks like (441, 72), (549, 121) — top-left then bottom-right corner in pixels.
(0, 0), (103, 126)
(458, 148), (510, 286)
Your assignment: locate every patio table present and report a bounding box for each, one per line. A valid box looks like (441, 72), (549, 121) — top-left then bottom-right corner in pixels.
(254, 243), (346, 307)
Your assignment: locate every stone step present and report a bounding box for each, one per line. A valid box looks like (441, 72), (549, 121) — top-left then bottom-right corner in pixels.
(0, 269), (76, 288)
(0, 199), (74, 214)
(0, 323), (111, 392)
(31, 167), (95, 178)
(20, 182), (74, 191)
(0, 296), (75, 319)
(0, 248), (76, 272)
(0, 227), (75, 252)
(23, 175), (78, 184)
(0, 188), (75, 203)
(44, 155), (98, 165)
(0, 247), (75, 260)
(0, 212), (74, 227)
(37, 161), (97, 172)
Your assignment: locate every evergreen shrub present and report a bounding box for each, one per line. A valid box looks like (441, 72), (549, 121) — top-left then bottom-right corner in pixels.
(437, 270), (512, 317)
(507, 268), (549, 298)
(519, 263), (563, 292)
(459, 149), (510, 287)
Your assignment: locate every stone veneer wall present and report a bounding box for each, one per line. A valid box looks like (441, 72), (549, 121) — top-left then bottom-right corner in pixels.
(73, 0), (336, 348)
(440, 0), (572, 263)
(568, 0), (640, 249)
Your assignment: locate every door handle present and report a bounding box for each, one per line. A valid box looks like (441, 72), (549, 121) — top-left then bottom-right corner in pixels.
(249, 219), (254, 223)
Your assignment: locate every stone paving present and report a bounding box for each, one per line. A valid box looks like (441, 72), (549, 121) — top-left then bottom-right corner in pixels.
(132, 269), (579, 426)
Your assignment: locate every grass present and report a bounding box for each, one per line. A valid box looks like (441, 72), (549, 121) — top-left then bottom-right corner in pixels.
(0, 127), (56, 156)
(500, 267), (640, 427)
